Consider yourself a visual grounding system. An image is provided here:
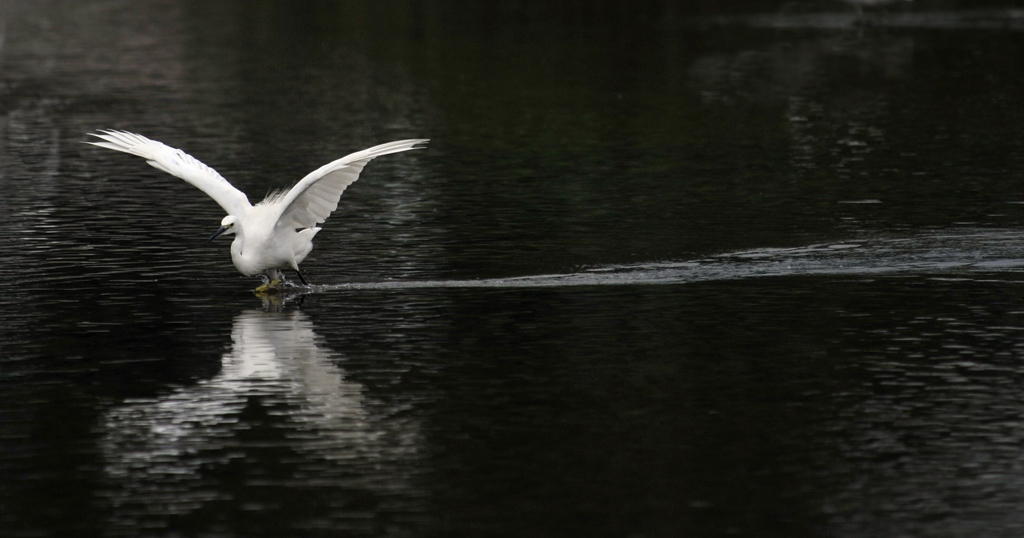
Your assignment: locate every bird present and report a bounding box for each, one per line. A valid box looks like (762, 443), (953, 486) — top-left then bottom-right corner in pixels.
(86, 130), (428, 292)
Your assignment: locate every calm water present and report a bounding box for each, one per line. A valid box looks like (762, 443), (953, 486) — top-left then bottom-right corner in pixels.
(4, 1), (1024, 536)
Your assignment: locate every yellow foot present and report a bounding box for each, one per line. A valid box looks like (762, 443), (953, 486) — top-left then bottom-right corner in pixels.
(253, 279), (284, 296)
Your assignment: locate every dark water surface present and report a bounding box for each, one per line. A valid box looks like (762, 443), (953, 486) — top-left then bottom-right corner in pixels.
(4, 1), (1024, 536)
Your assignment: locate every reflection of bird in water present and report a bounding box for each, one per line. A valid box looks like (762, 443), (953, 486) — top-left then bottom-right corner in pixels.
(87, 130), (428, 293)
(98, 309), (423, 530)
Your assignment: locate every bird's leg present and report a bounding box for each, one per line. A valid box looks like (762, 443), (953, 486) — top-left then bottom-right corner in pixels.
(295, 269), (308, 286)
(268, 268), (284, 287)
(254, 269), (284, 294)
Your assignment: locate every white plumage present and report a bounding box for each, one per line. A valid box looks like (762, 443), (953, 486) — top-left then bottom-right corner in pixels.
(87, 130), (428, 287)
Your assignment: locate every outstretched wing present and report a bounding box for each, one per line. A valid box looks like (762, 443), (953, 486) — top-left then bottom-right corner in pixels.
(86, 130), (252, 216)
(273, 139), (428, 229)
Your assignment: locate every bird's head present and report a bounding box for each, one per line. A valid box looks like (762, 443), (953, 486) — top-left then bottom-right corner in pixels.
(208, 215), (239, 242)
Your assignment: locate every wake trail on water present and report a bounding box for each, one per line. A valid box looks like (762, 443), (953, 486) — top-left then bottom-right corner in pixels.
(320, 229), (1024, 292)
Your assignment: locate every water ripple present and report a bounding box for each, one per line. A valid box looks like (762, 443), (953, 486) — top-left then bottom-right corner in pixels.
(323, 229), (1024, 291)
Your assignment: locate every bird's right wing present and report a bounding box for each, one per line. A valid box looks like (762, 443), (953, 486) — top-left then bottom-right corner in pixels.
(273, 139), (428, 229)
(86, 130), (252, 216)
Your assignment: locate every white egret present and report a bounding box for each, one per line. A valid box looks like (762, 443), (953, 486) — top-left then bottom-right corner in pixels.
(87, 130), (428, 292)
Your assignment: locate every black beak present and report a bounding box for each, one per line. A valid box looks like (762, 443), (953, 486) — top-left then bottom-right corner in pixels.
(208, 226), (229, 242)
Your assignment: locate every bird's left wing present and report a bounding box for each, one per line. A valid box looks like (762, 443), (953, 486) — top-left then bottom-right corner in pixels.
(273, 139), (429, 229)
(86, 130), (252, 216)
